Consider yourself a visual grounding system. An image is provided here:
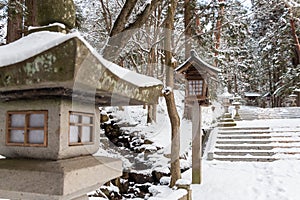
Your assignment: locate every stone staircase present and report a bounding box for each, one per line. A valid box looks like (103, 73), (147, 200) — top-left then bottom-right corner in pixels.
(207, 126), (300, 162)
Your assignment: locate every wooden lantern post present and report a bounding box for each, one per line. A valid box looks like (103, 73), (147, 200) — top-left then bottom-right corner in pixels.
(176, 50), (220, 184)
(192, 100), (202, 183)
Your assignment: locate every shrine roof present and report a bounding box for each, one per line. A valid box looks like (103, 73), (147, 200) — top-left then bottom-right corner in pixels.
(175, 50), (220, 78)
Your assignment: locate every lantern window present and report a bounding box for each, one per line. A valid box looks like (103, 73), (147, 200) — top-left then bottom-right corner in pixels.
(6, 111), (48, 147)
(188, 80), (203, 96)
(69, 112), (94, 146)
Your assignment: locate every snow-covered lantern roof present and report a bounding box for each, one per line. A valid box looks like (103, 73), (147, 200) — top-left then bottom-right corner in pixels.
(218, 87), (233, 104)
(175, 50), (220, 106)
(0, 31), (163, 106)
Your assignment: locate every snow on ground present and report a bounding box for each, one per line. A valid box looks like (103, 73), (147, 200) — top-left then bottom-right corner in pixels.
(185, 160), (300, 200)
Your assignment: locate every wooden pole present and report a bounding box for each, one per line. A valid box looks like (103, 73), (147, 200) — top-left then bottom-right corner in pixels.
(192, 101), (202, 184)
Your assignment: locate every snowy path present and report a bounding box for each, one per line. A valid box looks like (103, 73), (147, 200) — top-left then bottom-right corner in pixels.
(184, 160), (300, 200)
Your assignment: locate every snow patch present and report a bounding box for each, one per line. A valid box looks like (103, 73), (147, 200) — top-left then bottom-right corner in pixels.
(28, 22), (66, 31)
(148, 185), (187, 200)
(175, 179), (191, 185)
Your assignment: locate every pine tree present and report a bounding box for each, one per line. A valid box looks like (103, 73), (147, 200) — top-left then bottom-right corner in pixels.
(250, 0), (297, 107)
(195, 0), (253, 94)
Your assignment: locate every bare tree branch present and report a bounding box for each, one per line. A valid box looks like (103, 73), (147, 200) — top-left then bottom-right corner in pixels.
(110, 0), (138, 36)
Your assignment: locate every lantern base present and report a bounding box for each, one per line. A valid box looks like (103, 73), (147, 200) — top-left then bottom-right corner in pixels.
(0, 156), (122, 200)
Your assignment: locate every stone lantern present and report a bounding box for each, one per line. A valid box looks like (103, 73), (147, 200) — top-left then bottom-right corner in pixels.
(0, 30), (163, 200)
(232, 95), (242, 120)
(218, 88), (236, 127)
(220, 88), (233, 117)
(289, 93), (298, 107)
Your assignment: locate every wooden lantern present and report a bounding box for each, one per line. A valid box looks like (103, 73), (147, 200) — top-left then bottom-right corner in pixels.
(176, 50), (220, 106)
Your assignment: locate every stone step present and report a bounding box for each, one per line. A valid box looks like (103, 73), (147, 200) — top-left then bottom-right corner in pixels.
(218, 122), (237, 127)
(214, 151), (275, 157)
(218, 135), (272, 140)
(271, 129), (300, 133)
(215, 145), (273, 150)
(217, 140), (272, 144)
(215, 144), (300, 150)
(214, 149), (300, 156)
(220, 118), (235, 122)
(218, 130), (271, 135)
(219, 127), (269, 131)
(217, 138), (300, 144)
(213, 156), (277, 162)
(211, 111), (300, 162)
(214, 154), (300, 162)
(218, 133), (300, 138)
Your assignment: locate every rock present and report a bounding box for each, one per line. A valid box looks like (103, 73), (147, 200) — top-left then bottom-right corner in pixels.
(129, 172), (154, 184)
(100, 114), (109, 123)
(133, 146), (146, 153)
(134, 183), (152, 198)
(152, 168), (170, 183)
(100, 185), (122, 200)
(144, 139), (154, 145)
(159, 176), (171, 185)
(122, 172), (130, 179)
(119, 179), (130, 194)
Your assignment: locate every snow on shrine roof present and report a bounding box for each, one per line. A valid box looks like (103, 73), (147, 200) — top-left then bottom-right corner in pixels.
(0, 31), (162, 88)
(175, 50), (220, 77)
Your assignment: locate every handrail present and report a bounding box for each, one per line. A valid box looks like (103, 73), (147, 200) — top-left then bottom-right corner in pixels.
(203, 127), (219, 160)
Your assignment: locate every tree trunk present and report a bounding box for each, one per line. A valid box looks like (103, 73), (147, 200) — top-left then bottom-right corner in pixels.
(184, 0), (194, 59)
(163, 88), (181, 188)
(290, 18), (300, 66)
(285, 1), (300, 66)
(7, 0), (23, 43)
(164, 0), (178, 87)
(163, 0), (180, 187)
(214, 0), (225, 65)
(25, 0), (38, 28)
